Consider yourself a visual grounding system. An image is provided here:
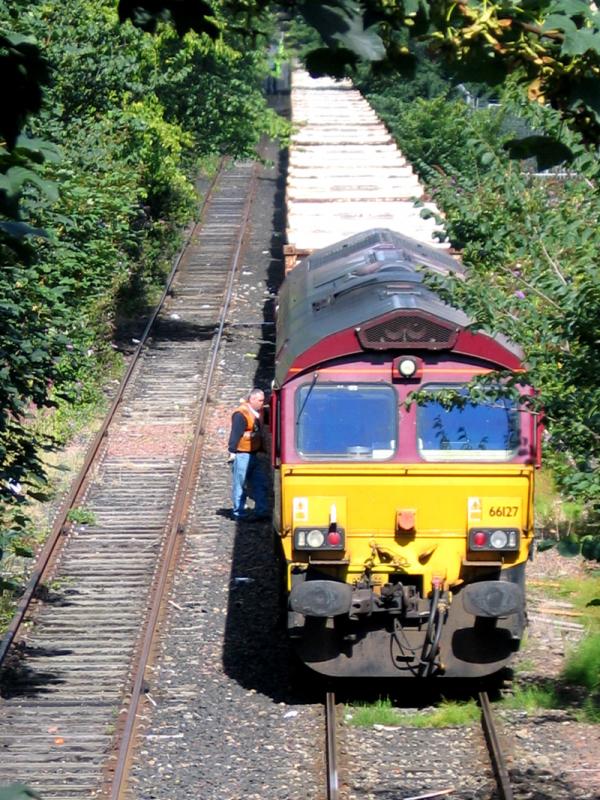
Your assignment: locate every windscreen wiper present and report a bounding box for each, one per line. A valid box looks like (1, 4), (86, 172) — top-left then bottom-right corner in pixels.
(296, 371), (319, 425)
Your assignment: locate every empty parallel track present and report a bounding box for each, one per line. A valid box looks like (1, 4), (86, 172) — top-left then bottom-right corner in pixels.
(0, 160), (258, 799)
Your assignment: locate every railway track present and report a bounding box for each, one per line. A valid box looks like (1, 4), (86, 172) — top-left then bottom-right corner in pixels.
(335, 690), (514, 800)
(0, 160), (258, 799)
(326, 692), (340, 800)
(479, 691), (514, 800)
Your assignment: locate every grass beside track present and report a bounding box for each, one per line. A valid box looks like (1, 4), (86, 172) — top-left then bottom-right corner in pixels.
(347, 698), (480, 728)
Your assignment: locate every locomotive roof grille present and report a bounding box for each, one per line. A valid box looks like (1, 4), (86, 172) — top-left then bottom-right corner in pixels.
(307, 231), (387, 270)
(311, 275), (423, 313)
(358, 311), (459, 351)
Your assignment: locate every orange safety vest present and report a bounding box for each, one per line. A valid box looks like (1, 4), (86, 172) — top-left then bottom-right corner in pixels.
(234, 403), (263, 453)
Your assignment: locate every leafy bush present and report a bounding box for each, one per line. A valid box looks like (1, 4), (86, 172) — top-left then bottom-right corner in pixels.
(0, 0), (283, 561)
(371, 94), (504, 175)
(152, 27), (289, 160)
(366, 88), (600, 506)
(582, 536), (600, 562)
(354, 46), (452, 103)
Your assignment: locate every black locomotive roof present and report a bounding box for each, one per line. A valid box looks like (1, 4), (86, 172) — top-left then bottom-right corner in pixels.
(275, 228), (520, 385)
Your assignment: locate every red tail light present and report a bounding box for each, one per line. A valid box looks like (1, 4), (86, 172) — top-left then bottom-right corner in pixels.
(473, 531), (487, 547)
(327, 530), (342, 546)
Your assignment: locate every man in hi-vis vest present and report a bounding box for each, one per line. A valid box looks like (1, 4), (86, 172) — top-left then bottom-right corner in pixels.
(227, 388), (270, 521)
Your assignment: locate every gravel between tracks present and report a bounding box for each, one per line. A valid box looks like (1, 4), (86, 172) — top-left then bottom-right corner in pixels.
(129, 141), (325, 800)
(343, 724), (494, 799)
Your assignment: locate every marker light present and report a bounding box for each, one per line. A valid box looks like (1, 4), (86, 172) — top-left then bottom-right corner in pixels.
(306, 529), (325, 548)
(473, 530), (487, 547)
(490, 529), (509, 549)
(327, 530), (342, 546)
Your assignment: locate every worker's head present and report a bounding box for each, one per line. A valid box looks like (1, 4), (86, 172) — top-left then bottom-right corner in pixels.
(247, 388), (265, 412)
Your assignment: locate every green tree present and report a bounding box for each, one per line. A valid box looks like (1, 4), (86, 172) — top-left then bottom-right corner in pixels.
(0, 0), (283, 551)
(117, 0), (600, 148)
(368, 88), (600, 503)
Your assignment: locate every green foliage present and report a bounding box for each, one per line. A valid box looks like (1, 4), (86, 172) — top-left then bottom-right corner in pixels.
(500, 685), (559, 712)
(557, 535), (583, 557)
(403, 699), (480, 727)
(0, 785), (41, 800)
(508, 582), (600, 720)
(0, 24), (49, 148)
(119, 0), (600, 149)
(66, 507), (96, 525)
(3, 0), (600, 184)
(536, 539), (557, 552)
(563, 633), (600, 692)
(354, 45), (452, 103)
(505, 664), (599, 721)
(118, 0), (219, 38)
(346, 697), (402, 727)
(562, 632), (600, 720)
(151, 28), (289, 160)
(582, 536), (600, 562)
(366, 88), (600, 506)
(122, 0), (385, 75)
(300, 1), (385, 63)
(285, 16), (326, 60)
(0, 0), (282, 560)
(0, 524), (35, 562)
(120, 97), (196, 217)
(373, 94), (507, 176)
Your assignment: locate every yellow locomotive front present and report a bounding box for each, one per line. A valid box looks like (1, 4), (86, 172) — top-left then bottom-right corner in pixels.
(272, 230), (537, 679)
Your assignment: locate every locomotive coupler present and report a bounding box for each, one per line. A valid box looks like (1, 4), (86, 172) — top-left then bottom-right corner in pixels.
(349, 588), (373, 619)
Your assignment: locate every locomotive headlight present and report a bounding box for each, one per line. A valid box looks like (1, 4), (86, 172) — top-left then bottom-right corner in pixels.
(490, 529), (509, 549)
(398, 357), (417, 378)
(306, 529), (325, 548)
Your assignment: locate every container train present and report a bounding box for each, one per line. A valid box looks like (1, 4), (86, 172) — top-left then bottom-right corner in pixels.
(268, 69), (536, 679)
(270, 227), (537, 679)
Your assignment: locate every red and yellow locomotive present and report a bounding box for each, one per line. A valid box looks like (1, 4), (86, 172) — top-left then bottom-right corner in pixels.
(270, 229), (537, 679)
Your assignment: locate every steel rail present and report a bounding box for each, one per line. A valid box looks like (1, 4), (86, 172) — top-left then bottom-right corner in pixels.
(479, 690), (514, 800)
(325, 691), (340, 800)
(108, 162), (259, 799)
(0, 160), (226, 669)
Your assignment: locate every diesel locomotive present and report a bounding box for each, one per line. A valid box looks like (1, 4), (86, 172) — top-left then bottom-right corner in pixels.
(270, 228), (537, 679)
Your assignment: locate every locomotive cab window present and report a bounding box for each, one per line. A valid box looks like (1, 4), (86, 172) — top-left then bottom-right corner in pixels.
(296, 383), (397, 460)
(417, 384), (520, 462)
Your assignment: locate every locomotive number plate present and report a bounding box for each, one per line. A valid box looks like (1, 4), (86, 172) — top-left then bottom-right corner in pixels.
(468, 496), (522, 526)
